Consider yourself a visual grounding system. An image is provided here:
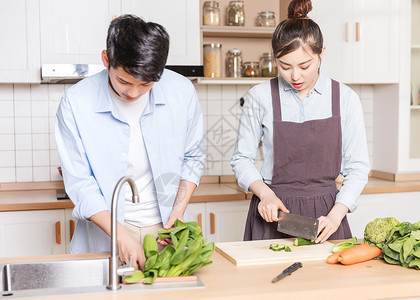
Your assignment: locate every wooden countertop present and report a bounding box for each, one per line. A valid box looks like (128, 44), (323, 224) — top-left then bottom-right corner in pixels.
(1, 250), (419, 300)
(1, 177), (420, 212)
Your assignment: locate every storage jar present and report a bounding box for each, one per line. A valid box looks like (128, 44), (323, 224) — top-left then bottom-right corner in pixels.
(203, 43), (222, 78)
(242, 62), (260, 77)
(260, 52), (278, 77)
(227, 1), (245, 26)
(203, 1), (221, 26)
(226, 48), (243, 78)
(256, 11), (276, 27)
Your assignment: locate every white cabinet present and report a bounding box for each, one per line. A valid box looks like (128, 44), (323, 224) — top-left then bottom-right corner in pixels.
(311, 0), (399, 84)
(39, 0), (200, 65)
(188, 200), (250, 243)
(121, 0), (200, 65)
(0, 210), (66, 257)
(40, 0), (121, 64)
(347, 192), (420, 238)
(64, 208), (76, 254)
(0, 0), (40, 83)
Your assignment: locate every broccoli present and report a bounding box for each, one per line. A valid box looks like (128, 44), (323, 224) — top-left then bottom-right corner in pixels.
(364, 217), (400, 249)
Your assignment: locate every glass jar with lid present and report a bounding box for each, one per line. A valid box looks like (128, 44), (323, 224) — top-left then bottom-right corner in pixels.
(242, 62), (260, 77)
(256, 11), (276, 27)
(203, 43), (222, 78)
(203, 1), (221, 26)
(227, 1), (245, 26)
(226, 48), (243, 78)
(260, 52), (278, 77)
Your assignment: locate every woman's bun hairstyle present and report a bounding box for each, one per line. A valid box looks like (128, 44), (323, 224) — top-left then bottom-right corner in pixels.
(288, 0), (312, 19)
(272, 0), (323, 59)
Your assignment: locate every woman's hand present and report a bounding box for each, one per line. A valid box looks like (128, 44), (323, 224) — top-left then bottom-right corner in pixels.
(258, 193), (289, 222)
(315, 202), (349, 243)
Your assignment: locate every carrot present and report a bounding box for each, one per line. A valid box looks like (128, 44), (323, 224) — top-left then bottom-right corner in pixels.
(327, 251), (342, 264)
(337, 243), (382, 265)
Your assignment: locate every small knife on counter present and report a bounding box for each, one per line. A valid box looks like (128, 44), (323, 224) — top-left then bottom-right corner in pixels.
(271, 262), (303, 283)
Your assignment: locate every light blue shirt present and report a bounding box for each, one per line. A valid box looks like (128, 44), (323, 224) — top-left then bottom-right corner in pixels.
(231, 73), (370, 213)
(55, 69), (205, 253)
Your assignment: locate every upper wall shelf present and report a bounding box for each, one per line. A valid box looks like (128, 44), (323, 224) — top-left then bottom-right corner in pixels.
(192, 77), (274, 85)
(412, 45), (420, 49)
(201, 26), (275, 38)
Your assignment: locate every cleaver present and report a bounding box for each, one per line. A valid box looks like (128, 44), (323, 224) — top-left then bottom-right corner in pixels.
(277, 211), (319, 240)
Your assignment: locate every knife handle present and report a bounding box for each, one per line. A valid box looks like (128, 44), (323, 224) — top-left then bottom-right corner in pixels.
(284, 262), (302, 275)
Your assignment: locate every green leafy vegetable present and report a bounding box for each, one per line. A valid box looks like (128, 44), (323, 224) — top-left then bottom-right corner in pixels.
(133, 219), (215, 284)
(364, 217), (400, 249)
(332, 237), (359, 253)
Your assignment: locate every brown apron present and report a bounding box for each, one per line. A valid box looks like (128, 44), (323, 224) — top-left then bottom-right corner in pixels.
(244, 77), (352, 241)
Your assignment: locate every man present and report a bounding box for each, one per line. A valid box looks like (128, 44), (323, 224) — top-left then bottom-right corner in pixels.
(55, 15), (205, 270)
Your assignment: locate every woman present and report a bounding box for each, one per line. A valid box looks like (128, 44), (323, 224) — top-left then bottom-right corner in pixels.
(231, 0), (370, 243)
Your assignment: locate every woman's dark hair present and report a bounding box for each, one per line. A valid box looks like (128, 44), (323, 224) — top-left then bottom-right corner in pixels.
(106, 14), (169, 82)
(272, 0), (323, 59)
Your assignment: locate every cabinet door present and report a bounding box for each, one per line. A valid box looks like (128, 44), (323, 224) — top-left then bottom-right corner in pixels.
(64, 208), (76, 254)
(121, 0), (200, 65)
(0, 0), (40, 83)
(205, 200), (250, 243)
(310, 0), (353, 83)
(40, 0), (121, 64)
(352, 0), (399, 83)
(187, 203), (207, 238)
(0, 210), (66, 257)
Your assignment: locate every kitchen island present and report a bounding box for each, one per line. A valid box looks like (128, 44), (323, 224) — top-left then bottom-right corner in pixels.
(1, 249), (419, 300)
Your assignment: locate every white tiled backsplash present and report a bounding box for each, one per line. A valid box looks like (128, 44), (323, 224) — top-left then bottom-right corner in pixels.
(0, 83), (373, 183)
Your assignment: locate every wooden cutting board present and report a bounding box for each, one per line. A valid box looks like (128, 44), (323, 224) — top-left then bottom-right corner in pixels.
(215, 238), (334, 267)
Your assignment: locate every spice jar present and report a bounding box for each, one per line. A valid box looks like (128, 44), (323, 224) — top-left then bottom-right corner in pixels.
(203, 1), (221, 26)
(260, 52), (278, 77)
(242, 62), (260, 77)
(203, 43), (222, 78)
(256, 11), (276, 27)
(226, 48), (243, 78)
(227, 1), (245, 26)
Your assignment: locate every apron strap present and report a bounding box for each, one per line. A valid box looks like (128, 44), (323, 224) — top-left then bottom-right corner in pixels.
(331, 79), (340, 117)
(271, 77), (340, 119)
(270, 77), (282, 122)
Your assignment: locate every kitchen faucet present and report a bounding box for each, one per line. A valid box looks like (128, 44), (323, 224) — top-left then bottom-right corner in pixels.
(107, 176), (140, 291)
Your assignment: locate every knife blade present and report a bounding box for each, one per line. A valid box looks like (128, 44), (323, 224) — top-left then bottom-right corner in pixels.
(271, 262), (303, 283)
(277, 211), (319, 240)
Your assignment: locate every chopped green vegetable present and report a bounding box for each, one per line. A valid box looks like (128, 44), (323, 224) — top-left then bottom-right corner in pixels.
(285, 246), (291, 252)
(293, 238), (316, 246)
(332, 237), (359, 253)
(269, 243), (286, 251)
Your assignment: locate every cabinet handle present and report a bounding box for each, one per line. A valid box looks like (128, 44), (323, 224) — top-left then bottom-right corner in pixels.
(210, 213), (215, 234)
(69, 220), (76, 241)
(55, 221), (61, 245)
(345, 22), (350, 42)
(197, 213), (202, 229)
(355, 22), (360, 42)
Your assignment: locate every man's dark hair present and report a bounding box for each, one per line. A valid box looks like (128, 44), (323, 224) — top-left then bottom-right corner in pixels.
(106, 14), (169, 82)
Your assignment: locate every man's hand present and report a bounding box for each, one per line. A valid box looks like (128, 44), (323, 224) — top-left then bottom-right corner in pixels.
(117, 226), (145, 270)
(89, 210), (145, 269)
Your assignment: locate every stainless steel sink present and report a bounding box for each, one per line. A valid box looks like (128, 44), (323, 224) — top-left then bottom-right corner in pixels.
(0, 258), (203, 298)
